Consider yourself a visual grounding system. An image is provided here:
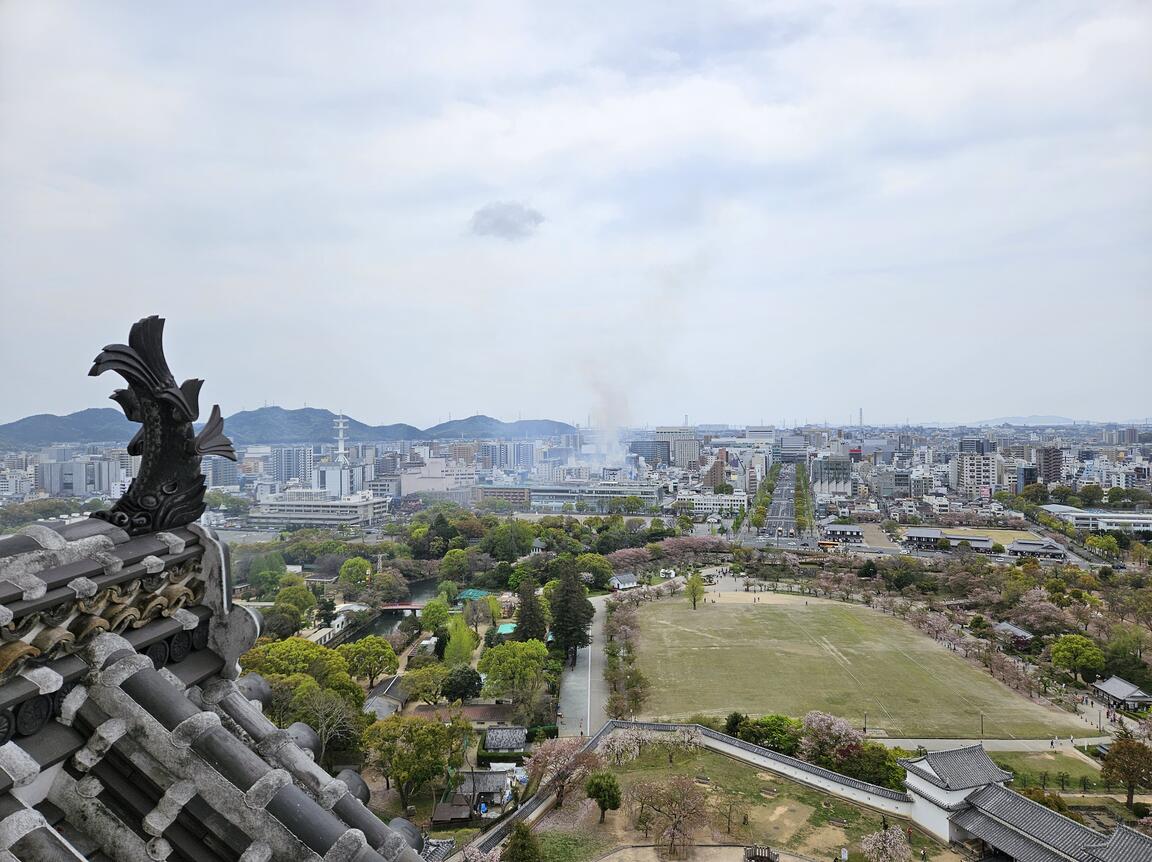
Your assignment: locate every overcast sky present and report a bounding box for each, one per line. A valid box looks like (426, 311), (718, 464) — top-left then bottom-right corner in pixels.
(2, 1), (1150, 429)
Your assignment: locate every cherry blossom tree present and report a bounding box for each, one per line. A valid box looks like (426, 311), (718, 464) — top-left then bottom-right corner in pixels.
(799, 711), (862, 768)
(525, 737), (601, 809)
(860, 826), (912, 862)
(463, 846), (502, 862)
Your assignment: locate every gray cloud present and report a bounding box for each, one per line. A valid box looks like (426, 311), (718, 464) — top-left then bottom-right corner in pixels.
(469, 201), (545, 241)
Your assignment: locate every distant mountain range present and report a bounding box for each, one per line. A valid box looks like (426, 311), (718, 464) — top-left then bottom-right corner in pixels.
(969, 415), (1081, 427)
(0, 406), (576, 447)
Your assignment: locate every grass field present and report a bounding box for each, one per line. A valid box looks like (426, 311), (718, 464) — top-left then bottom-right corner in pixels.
(990, 751), (1105, 791)
(635, 596), (1088, 738)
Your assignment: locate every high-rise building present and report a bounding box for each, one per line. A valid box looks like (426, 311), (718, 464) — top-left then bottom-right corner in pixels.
(702, 458), (726, 488)
(653, 427), (701, 467)
(778, 435), (807, 464)
(1015, 464), (1039, 493)
(478, 442), (510, 470)
(271, 446), (315, 484)
(512, 442), (535, 469)
(37, 458), (121, 497)
(671, 438), (701, 468)
(629, 440), (671, 465)
(950, 453), (999, 498)
(448, 442), (478, 464)
(1038, 446), (1063, 485)
(959, 437), (996, 455)
(811, 456), (852, 496)
(205, 455), (240, 488)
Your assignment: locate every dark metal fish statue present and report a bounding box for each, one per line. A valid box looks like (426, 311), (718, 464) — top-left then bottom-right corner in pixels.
(88, 316), (236, 535)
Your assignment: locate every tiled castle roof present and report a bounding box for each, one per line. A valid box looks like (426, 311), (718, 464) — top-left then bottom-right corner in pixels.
(0, 318), (423, 862)
(899, 744), (1012, 790)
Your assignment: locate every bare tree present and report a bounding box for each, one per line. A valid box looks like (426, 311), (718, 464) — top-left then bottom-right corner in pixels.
(293, 687), (359, 767)
(645, 775), (709, 856)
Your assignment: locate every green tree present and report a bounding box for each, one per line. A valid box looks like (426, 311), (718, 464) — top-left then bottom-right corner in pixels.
(503, 822), (541, 862)
(337, 635), (398, 687)
(737, 715), (803, 755)
(585, 771), (622, 823)
(240, 637), (361, 706)
(404, 663), (449, 707)
(515, 578), (548, 643)
(1079, 484), (1105, 506)
(441, 665), (482, 703)
(315, 596), (337, 628)
(362, 715), (453, 808)
(1087, 534), (1120, 558)
(1102, 737), (1152, 808)
(1107, 487), (1128, 505)
(685, 572), (706, 610)
(838, 742), (906, 790)
(440, 550), (469, 581)
(443, 614), (477, 667)
(478, 639), (549, 715)
(724, 712), (746, 737)
(1051, 634), (1106, 682)
(574, 553), (612, 589)
(714, 482), (734, 495)
(1019, 483), (1049, 504)
(275, 585), (317, 616)
(420, 597), (451, 632)
(339, 557), (373, 590)
(549, 566), (594, 659)
(264, 604), (303, 639)
(619, 496), (644, 514)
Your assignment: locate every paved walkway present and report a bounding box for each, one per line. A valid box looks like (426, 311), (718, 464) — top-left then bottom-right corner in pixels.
(874, 736), (1111, 752)
(558, 595), (609, 737)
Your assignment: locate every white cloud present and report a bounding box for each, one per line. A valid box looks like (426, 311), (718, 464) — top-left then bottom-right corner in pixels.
(0, 0), (1149, 426)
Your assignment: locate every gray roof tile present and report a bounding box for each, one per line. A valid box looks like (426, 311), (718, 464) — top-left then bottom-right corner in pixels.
(952, 807), (1068, 862)
(900, 744), (1011, 790)
(485, 726), (527, 750)
(1084, 825), (1152, 862)
(1092, 676), (1151, 701)
(457, 770), (508, 795)
(966, 783), (1103, 858)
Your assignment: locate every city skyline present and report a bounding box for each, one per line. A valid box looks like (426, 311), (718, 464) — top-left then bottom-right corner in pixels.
(3, 2), (1150, 427)
(1, 399), (1151, 434)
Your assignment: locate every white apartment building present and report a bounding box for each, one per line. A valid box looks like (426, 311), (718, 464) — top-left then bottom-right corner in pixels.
(676, 491), (748, 515)
(400, 457), (477, 495)
(0, 469), (33, 498)
(1041, 505), (1152, 534)
(655, 427), (701, 467)
(248, 489), (391, 530)
(671, 438), (701, 467)
(949, 452), (1000, 498)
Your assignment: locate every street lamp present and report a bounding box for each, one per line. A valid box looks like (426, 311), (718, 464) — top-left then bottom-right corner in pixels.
(980, 712), (984, 738)
(863, 712), (868, 734)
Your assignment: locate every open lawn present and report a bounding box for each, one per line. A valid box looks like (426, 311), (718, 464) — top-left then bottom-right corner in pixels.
(990, 751), (1108, 792)
(635, 596), (1088, 738)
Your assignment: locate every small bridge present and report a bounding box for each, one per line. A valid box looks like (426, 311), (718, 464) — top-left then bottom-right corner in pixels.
(379, 601), (427, 612)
